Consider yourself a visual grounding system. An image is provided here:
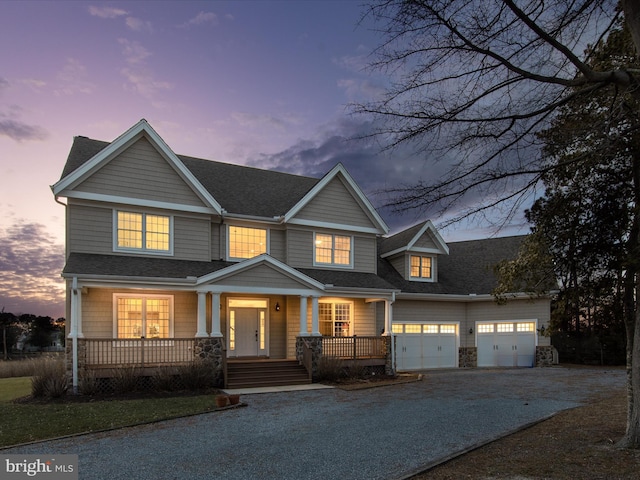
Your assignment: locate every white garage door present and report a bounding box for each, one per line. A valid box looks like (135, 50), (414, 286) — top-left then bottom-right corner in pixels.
(476, 321), (536, 367)
(393, 323), (458, 370)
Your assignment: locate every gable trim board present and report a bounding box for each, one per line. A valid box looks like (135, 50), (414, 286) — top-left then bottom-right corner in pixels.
(52, 119), (224, 214)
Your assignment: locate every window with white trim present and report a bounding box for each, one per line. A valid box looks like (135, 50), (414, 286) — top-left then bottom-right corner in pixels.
(410, 255), (432, 279)
(319, 302), (352, 337)
(229, 226), (267, 260)
(115, 211), (171, 254)
(314, 233), (352, 267)
(115, 295), (173, 339)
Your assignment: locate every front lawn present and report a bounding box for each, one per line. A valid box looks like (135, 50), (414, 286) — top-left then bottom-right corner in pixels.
(0, 377), (221, 447)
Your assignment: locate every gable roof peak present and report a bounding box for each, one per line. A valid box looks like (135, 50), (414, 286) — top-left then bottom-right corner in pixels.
(282, 162), (389, 234)
(380, 219), (449, 257)
(52, 119), (224, 214)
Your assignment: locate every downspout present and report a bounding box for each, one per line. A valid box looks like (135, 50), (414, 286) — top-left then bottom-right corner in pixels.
(218, 212), (225, 260)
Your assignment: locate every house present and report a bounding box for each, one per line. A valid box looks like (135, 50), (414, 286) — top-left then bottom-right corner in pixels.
(51, 119), (554, 391)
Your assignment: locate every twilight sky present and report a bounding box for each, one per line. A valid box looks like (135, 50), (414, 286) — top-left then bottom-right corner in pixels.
(0, 1), (531, 317)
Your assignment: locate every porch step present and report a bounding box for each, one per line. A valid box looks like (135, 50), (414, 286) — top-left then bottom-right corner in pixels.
(226, 359), (311, 389)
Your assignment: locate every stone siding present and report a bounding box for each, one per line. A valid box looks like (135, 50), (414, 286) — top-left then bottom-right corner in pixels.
(296, 336), (322, 380)
(459, 346), (477, 368)
(194, 337), (225, 387)
(536, 345), (558, 367)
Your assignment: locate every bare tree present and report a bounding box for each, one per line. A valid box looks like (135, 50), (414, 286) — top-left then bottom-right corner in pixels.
(355, 0), (640, 448)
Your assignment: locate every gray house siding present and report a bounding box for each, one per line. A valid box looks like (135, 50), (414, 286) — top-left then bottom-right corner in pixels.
(293, 177), (376, 229)
(75, 138), (206, 207)
(67, 201), (211, 262)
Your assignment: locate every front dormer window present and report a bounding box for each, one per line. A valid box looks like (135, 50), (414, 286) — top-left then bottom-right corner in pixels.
(314, 233), (352, 267)
(115, 211), (171, 254)
(229, 226), (267, 260)
(410, 255), (432, 280)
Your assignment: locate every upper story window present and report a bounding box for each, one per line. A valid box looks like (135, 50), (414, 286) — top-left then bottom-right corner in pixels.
(410, 255), (433, 280)
(114, 295), (173, 339)
(314, 233), (352, 267)
(115, 211), (171, 254)
(229, 226), (267, 260)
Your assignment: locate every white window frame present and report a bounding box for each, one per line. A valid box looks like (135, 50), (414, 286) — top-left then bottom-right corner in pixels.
(227, 225), (269, 261)
(112, 294), (174, 339)
(113, 210), (174, 255)
(313, 232), (353, 268)
(319, 301), (353, 337)
(408, 254), (435, 282)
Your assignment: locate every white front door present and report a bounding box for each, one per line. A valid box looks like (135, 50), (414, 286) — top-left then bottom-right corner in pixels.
(234, 308), (258, 356)
(229, 306), (268, 357)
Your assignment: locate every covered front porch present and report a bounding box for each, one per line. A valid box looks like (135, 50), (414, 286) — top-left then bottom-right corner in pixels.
(65, 254), (396, 390)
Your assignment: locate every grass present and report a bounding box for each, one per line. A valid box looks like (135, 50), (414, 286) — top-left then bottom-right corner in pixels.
(0, 377), (221, 448)
(0, 356), (63, 378)
(418, 388), (640, 480)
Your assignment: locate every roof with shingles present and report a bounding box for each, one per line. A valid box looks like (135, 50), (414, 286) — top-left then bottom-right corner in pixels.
(63, 253), (233, 279)
(379, 235), (526, 295)
(62, 253), (398, 292)
(379, 222), (425, 255)
(61, 136), (319, 218)
(60, 137), (527, 296)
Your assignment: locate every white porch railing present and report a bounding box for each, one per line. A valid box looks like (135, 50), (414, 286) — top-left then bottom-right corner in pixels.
(83, 338), (196, 367)
(321, 336), (386, 359)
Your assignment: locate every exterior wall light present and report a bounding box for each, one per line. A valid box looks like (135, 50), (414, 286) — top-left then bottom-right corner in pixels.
(275, 302), (280, 312)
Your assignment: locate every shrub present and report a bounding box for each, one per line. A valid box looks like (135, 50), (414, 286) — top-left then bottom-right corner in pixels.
(79, 370), (100, 396)
(31, 358), (68, 398)
(152, 367), (181, 392)
(110, 366), (143, 394)
(315, 355), (345, 382)
(177, 361), (215, 390)
(346, 361), (367, 379)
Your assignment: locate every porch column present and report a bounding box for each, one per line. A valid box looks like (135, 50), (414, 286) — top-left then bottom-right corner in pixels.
(196, 292), (208, 337)
(69, 277), (79, 392)
(299, 296), (308, 335)
(210, 292), (222, 337)
(383, 298), (392, 336)
(311, 296), (321, 336)
(76, 288), (84, 338)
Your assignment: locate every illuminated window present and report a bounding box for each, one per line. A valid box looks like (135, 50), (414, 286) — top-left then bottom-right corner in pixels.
(440, 325), (456, 334)
(229, 226), (267, 259)
(404, 324), (422, 334)
(116, 211), (171, 253)
(517, 322), (535, 332)
(410, 255), (432, 279)
(315, 233), (352, 266)
(478, 324), (494, 333)
(497, 323), (514, 333)
(424, 325), (438, 334)
(392, 324), (403, 334)
(229, 311), (236, 350)
(115, 295), (172, 339)
(319, 302), (352, 337)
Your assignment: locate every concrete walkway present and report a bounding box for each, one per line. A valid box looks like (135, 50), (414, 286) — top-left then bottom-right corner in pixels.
(3, 367), (625, 480)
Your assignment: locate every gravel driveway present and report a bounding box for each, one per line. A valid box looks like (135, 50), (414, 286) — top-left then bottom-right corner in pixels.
(3, 367), (625, 480)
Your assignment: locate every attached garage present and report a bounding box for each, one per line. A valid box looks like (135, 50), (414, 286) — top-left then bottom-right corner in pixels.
(476, 321), (537, 367)
(393, 323), (459, 370)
